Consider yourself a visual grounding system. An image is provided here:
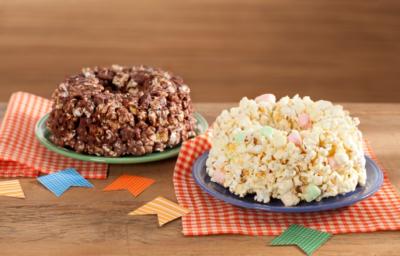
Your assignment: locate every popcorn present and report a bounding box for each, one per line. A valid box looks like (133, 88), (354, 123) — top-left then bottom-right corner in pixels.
(47, 65), (196, 157)
(206, 95), (366, 206)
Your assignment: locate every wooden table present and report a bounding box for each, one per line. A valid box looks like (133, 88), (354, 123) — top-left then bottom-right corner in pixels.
(0, 102), (399, 256)
(1, 0), (400, 103)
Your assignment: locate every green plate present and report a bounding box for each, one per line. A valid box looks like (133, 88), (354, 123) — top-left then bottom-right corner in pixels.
(35, 112), (208, 164)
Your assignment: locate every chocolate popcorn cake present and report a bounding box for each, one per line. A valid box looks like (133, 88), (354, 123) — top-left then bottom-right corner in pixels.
(47, 65), (196, 157)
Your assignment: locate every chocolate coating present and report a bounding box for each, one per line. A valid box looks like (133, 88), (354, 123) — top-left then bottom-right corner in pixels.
(47, 65), (196, 157)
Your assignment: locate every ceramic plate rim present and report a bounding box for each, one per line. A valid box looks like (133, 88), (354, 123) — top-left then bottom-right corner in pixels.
(192, 151), (384, 213)
(35, 112), (208, 164)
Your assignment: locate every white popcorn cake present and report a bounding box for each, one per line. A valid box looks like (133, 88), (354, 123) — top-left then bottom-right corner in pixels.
(206, 94), (366, 206)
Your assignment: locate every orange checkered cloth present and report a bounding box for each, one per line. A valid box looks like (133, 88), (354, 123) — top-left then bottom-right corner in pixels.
(173, 132), (400, 236)
(0, 92), (108, 179)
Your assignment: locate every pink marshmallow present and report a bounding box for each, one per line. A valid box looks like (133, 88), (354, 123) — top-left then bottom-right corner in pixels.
(213, 170), (225, 184)
(298, 113), (312, 129)
(328, 157), (338, 169)
(255, 94), (276, 103)
(288, 131), (302, 147)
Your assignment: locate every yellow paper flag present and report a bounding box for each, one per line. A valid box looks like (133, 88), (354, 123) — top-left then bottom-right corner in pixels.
(0, 180), (25, 199)
(129, 196), (190, 226)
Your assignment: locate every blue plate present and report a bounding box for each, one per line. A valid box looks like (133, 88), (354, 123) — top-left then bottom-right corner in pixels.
(192, 151), (384, 213)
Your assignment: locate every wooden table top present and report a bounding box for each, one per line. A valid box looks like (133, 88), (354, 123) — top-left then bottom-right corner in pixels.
(0, 102), (399, 256)
(1, 0), (400, 103)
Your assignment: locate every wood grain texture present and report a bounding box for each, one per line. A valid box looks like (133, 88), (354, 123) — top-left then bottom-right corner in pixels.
(0, 0), (400, 102)
(0, 102), (399, 256)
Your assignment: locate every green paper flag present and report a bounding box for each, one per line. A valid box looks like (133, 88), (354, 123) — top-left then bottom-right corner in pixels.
(271, 224), (332, 255)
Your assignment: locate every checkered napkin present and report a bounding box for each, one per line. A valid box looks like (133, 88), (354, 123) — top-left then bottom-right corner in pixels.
(173, 131), (400, 236)
(0, 92), (108, 179)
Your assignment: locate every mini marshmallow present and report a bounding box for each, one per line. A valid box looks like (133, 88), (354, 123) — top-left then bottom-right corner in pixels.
(288, 130), (302, 147)
(255, 93), (276, 104)
(328, 157), (338, 170)
(298, 113), (311, 129)
(304, 184), (321, 202)
(234, 131), (246, 144)
(212, 170), (225, 185)
(260, 126), (274, 138)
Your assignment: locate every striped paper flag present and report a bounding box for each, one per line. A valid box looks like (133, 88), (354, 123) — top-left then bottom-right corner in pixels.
(37, 168), (93, 197)
(271, 224), (332, 255)
(0, 179), (25, 199)
(129, 196), (191, 226)
(103, 175), (155, 197)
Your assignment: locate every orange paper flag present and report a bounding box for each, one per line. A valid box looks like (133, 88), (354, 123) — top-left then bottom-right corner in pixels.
(103, 175), (155, 197)
(0, 179), (25, 199)
(129, 196), (191, 226)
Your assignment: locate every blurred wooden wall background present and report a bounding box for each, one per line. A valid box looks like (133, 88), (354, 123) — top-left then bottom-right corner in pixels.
(0, 0), (399, 102)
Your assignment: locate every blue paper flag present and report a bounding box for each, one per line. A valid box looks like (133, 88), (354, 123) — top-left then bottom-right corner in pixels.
(37, 168), (93, 197)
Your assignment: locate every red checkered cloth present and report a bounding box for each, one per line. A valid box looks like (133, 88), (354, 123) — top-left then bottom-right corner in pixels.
(173, 131), (400, 236)
(0, 92), (108, 179)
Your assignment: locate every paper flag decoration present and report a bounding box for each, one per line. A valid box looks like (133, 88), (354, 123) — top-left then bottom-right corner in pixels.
(271, 224), (332, 255)
(37, 168), (93, 197)
(103, 175), (155, 197)
(129, 196), (191, 226)
(0, 179), (25, 199)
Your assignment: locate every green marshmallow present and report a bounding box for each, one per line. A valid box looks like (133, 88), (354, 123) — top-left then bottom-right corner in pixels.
(233, 131), (246, 144)
(260, 126), (274, 138)
(304, 184), (321, 202)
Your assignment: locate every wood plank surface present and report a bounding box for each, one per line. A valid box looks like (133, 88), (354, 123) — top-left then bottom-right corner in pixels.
(0, 0), (400, 102)
(0, 102), (399, 256)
